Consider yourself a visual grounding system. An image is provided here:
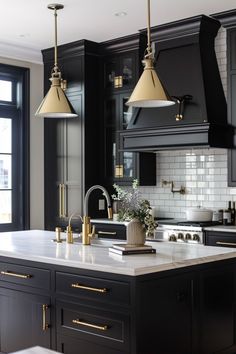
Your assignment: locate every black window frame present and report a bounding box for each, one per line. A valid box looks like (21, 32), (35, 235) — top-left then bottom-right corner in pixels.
(0, 64), (30, 231)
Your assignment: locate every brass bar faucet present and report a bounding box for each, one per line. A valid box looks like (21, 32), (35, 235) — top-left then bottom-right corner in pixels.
(82, 185), (113, 245)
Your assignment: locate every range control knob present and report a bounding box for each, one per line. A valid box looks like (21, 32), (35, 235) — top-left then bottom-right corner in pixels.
(169, 234), (177, 242)
(193, 234), (200, 242)
(185, 233), (192, 240)
(177, 233), (184, 240)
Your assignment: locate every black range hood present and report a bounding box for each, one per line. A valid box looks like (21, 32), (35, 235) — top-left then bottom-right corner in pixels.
(121, 15), (233, 151)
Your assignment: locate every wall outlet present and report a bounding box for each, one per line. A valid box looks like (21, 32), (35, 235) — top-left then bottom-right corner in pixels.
(98, 199), (105, 210)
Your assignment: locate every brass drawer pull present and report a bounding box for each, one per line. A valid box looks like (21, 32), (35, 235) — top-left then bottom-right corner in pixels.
(42, 304), (50, 331)
(98, 231), (117, 235)
(0, 271), (32, 279)
(71, 283), (108, 293)
(216, 241), (236, 246)
(72, 319), (108, 331)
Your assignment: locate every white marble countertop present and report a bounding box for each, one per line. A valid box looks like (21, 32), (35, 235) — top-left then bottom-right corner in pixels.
(11, 346), (60, 354)
(204, 225), (236, 232)
(0, 230), (236, 276)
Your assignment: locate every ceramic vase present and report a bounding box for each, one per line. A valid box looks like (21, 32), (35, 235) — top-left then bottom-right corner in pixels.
(126, 218), (146, 246)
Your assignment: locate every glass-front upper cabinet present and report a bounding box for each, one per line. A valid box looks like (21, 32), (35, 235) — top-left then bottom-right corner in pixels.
(104, 52), (137, 91)
(104, 92), (136, 185)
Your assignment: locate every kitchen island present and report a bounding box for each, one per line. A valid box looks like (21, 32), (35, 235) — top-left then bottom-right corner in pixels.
(0, 230), (236, 354)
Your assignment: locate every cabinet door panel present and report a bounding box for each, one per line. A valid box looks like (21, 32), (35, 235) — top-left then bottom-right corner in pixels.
(199, 266), (235, 353)
(0, 288), (51, 353)
(139, 275), (193, 354)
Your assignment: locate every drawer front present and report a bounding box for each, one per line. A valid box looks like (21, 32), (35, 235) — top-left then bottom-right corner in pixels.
(57, 334), (126, 354)
(92, 223), (126, 240)
(56, 272), (130, 305)
(0, 262), (50, 290)
(57, 301), (129, 351)
(205, 231), (236, 248)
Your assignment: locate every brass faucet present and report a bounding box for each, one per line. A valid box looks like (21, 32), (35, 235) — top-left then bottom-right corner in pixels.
(82, 185), (113, 245)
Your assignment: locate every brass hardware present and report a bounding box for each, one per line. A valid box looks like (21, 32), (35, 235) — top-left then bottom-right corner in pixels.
(71, 282), (108, 293)
(66, 225), (73, 244)
(216, 241), (236, 246)
(55, 227), (62, 243)
(114, 76), (123, 88)
(59, 183), (67, 218)
(108, 206), (113, 220)
(115, 165), (124, 178)
(72, 319), (108, 331)
(162, 180), (186, 195)
(0, 271), (32, 279)
(83, 185), (112, 245)
(172, 95), (193, 122)
(61, 79), (67, 91)
(59, 183), (62, 217)
(61, 183), (66, 217)
(98, 231), (117, 235)
(42, 304), (49, 331)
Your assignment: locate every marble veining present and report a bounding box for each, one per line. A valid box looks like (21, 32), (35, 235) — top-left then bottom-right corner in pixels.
(0, 230), (236, 276)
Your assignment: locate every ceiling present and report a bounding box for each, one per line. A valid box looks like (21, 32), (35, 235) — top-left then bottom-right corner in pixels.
(1, 0), (236, 64)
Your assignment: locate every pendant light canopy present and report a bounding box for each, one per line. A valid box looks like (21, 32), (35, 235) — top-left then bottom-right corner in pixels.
(127, 0), (175, 108)
(35, 4), (77, 118)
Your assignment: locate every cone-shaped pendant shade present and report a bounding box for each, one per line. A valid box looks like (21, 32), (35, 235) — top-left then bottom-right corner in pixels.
(35, 77), (77, 118)
(127, 58), (174, 107)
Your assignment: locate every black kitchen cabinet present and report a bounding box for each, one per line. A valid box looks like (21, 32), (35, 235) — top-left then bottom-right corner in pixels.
(138, 273), (193, 354)
(0, 255), (236, 354)
(227, 29), (236, 186)
(205, 230), (236, 247)
(0, 261), (51, 353)
(101, 34), (156, 187)
(43, 40), (102, 230)
(104, 51), (137, 92)
(0, 288), (51, 353)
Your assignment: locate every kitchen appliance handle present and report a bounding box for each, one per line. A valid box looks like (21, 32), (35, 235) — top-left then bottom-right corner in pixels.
(97, 231), (117, 236)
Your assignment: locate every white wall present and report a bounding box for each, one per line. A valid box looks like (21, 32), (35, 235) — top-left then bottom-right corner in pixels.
(139, 28), (234, 218)
(0, 57), (44, 229)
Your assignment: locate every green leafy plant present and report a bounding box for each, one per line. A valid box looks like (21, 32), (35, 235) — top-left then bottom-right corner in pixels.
(111, 179), (156, 234)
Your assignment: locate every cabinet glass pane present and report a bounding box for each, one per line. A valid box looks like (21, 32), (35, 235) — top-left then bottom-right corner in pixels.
(0, 191), (11, 223)
(120, 96), (134, 179)
(0, 155), (11, 189)
(122, 57), (133, 86)
(122, 98), (133, 129)
(105, 59), (116, 88)
(0, 118), (11, 153)
(104, 98), (118, 179)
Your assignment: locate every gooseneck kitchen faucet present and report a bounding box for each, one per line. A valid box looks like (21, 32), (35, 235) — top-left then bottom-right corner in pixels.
(82, 185), (113, 245)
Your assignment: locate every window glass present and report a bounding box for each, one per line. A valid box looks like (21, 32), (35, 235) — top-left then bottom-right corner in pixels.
(0, 118), (11, 153)
(0, 191), (11, 223)
(0, 80), (12, 101)
(0, 155), (12, 189)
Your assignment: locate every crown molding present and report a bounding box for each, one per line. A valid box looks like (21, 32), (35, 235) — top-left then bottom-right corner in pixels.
(0, 42), (43, 64)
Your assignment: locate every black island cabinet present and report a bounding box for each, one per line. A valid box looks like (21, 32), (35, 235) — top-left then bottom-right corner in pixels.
(0, 255), (235, 354)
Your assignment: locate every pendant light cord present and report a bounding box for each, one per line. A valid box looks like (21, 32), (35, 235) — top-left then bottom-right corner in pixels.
(54, 7), (59, 74)
(144, 0), (153, 60)
(54, 8), (58, 68)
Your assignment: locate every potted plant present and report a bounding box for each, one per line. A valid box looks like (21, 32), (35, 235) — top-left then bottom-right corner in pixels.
(112, 179), (157, 245)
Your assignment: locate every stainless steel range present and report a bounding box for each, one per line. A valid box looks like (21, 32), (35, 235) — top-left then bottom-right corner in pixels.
(150, 219), (221, 245)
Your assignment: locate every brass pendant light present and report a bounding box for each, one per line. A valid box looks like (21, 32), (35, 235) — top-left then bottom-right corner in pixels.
(127, 0), (175, 107)
(35, 4), (78, 118)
